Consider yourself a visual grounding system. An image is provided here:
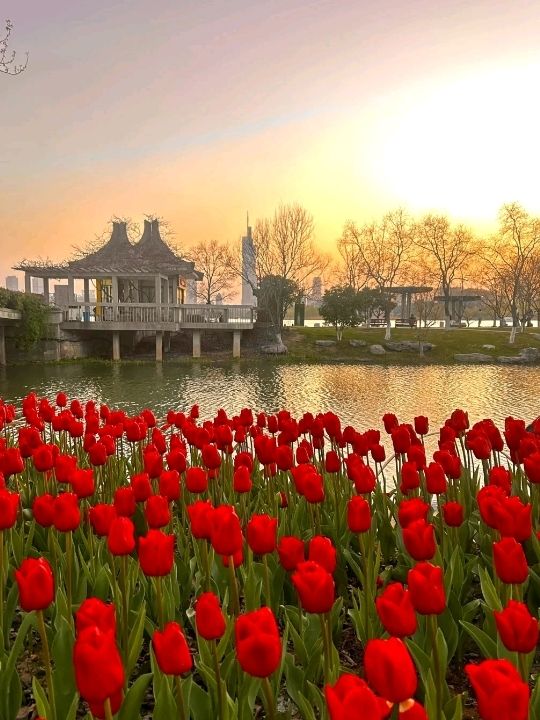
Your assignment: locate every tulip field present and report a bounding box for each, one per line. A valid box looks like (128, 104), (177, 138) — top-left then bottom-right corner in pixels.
(0, 395), (539, 720)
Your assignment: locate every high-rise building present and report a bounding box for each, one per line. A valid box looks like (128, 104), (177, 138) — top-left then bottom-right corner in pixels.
(31, 277), (44, 294)
(241, 219), (257, 306)
(5, 275), (18, 292)
(311, 276), (322, 303)
(185, 279), (198, 304)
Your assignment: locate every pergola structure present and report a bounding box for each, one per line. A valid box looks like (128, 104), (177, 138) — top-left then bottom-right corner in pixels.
(434, 294), (482, 321)
(385, 286), (433, 319)
(13, 219), (255, 360)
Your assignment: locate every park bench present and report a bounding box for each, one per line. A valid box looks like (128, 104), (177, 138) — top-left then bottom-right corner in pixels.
(369, 318), (387, 327)
(395, 318), (417, 328)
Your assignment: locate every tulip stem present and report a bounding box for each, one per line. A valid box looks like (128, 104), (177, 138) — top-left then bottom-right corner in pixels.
(0, 530), (4, 648)
(201, 540), (211, 591)
(261, 677), (276, 720)
(66, 530), (73, 620)
(36, 609), (57, 720)
(262, 555), (272, 607)
(228, 559), (240, 616)
(174, 675), (187, 720)
(119, 555), (129, 660)
(518, 652), (528, 682)
(104, 697), (114, 720)
(319, 613), (331, 684)
(210, 639), (225, 720)
(391, 704), (400, 719)
(155, 576), (165, 627)
(428, 614), (442, 720)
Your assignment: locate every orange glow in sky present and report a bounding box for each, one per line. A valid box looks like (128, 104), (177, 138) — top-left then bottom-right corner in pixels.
(2, 0), (540, 283)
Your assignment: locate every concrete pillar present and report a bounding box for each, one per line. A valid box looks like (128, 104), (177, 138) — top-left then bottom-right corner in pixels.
(67, 276), (75, 303)
(155, 275), (161, 304)
(24, 273), (31, 294)
(43, 277), (50, 304)
(233, 330), (241, 358)
(401, 293), (406, 318)
(112, 332), (121, 361)
(83, 278), (90, 322)
(192, 330), (201, 358)
(164, 332), (171, 352)
(156, 330), (163, 362)
(0, 326), (5, 366)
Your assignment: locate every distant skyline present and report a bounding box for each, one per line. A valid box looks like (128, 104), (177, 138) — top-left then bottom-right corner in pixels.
(3, 0), (540, 283)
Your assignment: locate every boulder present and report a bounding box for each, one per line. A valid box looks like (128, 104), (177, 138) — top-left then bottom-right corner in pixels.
(384, 341), (435, 353)
(519, 347), (540, 361)
(481, 344), (496, 350)
(349, 339), (367, 348)
(369, 344), (386, 355)
(260, 342), (288, 355)
(454, 353), (493, 363)
(315, 340), (336, 347)
(497, 356), (527, 364)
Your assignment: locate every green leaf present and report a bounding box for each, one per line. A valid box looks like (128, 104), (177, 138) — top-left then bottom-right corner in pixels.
(460, 620), (497, 659)
(127, 601), (147, 677)
(118, 672), (153, 720)
(153, 676), (177, 720)
(32, 676), (52, 720)
(0, 612), (35, 720)
(52, 615), (77, 720)
(478, 566), (502, 611)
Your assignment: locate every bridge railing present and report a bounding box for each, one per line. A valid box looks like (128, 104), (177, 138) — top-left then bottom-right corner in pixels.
(61, 303), (256, 326)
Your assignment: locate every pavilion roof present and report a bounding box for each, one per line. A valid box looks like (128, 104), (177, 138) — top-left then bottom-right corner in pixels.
(13, 219), (203, 280)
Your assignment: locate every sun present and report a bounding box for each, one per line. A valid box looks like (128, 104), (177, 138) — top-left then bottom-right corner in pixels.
(367, 60), (540, 224)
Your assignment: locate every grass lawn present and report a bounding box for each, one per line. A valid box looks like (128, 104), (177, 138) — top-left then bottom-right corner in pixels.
(280, 325), (540, 364)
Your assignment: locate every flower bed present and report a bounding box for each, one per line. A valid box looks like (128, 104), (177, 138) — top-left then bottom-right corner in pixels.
(0, 395), (539, 720)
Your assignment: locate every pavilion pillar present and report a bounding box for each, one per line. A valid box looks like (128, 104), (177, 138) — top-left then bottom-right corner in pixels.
(155, 331), (163, 362)
(111, 276), (119, 320)
(67, 276), (75, 304)
(164, 332), (171, 352)
(401, 293), (406, 318)
(192, 330), (201, 358)
(24, 273), (31, 294)
(0, 325), (5, 366)
(112, 332), (121, 361)
(42, 277), (50, 305)
(406, 293), (412, 317)
(233, 330), (241, 358)
(83, 279), (90, 321)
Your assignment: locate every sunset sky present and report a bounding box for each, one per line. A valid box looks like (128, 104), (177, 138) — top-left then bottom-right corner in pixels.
(2, 0), (540, 284)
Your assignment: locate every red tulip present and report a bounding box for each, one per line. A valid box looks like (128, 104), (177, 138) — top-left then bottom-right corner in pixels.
(493, 538), (528, 585)
(414, 416), (429, 436)
(75, 598), (116, 635)
(347, 496), (371, 533)
(138, 530), (175, 577)
(407, 562), (446, 615)
(152, 622), (193, 675)
(0, 489), (19, 529)
(71, 468), (95, 499)
(364, 637), (417, 703)
(403, 519), (436, 561)
(89, 504), (117, 537)
(158, 470), (181, 501)
(194, 592), (226, 640)
(186, 466), (208, 493)
(235, 607), (282, 677)
(210, 505), (243, 556)
(425, 462), (447, 494)
(398, 498), (429, 529)
(74, 626), (125, 707)
(187, 500), (214, 540)
(247, 514), (277, 555)
(32, 493), (55, 528)
(325, 674), (382, 719)
(308, 535), (337, 574)
(107, 517), (135, 556)
(442, 501), (464, 527)
(145, 495), (171, 528)
(494, 600), (539, 654)
(15, 557), (55, 611)
(130, 472), (153, 502)
(53, 492), (81, 532)
(292, 561), (335, 614)
(465, 659), (529, 720)
(233, 465), (252, 493)
(277, 535), (305, 571)
(375, 583), (417, 638)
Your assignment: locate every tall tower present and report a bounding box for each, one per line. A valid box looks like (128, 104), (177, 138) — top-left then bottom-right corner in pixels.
(241, 216), (257, 306)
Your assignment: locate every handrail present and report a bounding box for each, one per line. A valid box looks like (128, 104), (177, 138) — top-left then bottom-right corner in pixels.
(61, 303), (256, 326)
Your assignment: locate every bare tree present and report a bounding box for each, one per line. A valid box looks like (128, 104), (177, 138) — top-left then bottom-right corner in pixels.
(483, 203), (540, 343)
(414, 215), (477, 329)
(1, 20), (28, 75)
(185, 239), (237, 304)
(341, 209), (415, 339)
(239, 204), (327, 341)
(336, 229), (368, 291)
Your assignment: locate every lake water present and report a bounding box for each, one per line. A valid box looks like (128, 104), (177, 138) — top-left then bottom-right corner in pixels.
(0, 362), (538, 432)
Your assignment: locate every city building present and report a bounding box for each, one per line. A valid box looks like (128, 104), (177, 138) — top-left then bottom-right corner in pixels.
(5, 276), (18, 292)
(241, 221), (257, 306)
(31, 277), (44, 294)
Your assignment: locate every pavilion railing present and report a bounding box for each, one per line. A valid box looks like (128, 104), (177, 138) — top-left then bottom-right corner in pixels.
(61, 303), (256, 326)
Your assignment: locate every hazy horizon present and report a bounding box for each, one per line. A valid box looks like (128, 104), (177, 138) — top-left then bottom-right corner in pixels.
(3, 0), (540, 283)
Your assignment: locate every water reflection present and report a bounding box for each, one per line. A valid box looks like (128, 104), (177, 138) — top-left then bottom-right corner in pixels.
(0, 362), (538, 431)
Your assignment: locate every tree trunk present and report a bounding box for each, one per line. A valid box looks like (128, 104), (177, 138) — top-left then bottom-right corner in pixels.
(509, 326), (517, 344)
(384, 320), (391, 341)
